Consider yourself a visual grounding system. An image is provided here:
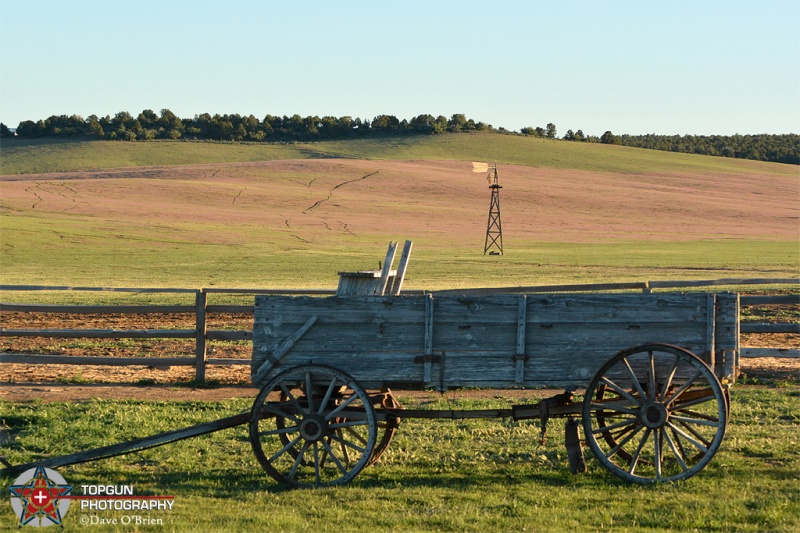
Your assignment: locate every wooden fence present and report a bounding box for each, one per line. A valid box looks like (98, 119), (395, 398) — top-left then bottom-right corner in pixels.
(1, 278), (797, 383)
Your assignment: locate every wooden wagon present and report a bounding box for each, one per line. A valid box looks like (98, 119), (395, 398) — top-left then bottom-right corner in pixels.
(2, 291), (739, 489)
(248, 291), (738, 487)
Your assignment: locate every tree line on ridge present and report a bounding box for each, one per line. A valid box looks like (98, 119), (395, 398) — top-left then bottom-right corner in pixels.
(1, 111), (796, 165)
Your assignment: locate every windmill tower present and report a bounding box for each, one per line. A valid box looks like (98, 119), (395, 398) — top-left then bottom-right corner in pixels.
(473, 162), (504, 255)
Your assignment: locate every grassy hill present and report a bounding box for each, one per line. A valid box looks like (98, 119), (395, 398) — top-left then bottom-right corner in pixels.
(0, 135), (797, 295)
(2, 134), (795, 176)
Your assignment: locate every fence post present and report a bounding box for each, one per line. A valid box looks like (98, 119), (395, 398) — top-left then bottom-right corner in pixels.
(195, 290), (207, 383)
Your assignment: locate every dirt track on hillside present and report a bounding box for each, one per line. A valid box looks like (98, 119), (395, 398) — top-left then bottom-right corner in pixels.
(2, 159), (798, 243)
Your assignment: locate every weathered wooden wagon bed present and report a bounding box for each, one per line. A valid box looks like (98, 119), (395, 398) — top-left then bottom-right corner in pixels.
(2, 291), (740, 489)
(247, 292), (739, 487)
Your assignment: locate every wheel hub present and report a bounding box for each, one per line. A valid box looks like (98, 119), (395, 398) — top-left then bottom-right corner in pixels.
(299, 415), (327, 441)
(641, 402), (669, 429)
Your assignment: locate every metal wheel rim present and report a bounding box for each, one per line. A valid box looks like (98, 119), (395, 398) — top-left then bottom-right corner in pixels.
(367, 390), (402, 467)
(582, 343), (728, 483)
(249, 364), (377, 488)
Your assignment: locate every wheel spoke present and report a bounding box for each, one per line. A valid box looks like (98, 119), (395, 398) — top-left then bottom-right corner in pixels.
(671, 394), (717, 411)
(628, 428), (652, 475)
(663, 427), (689, 472)
(330, 429), (367, 454)
(305, 371), (315, 413)
(343, 425), (368, 446)
(622, 358), (649, 400)
(592, 417), (638, 436)
(288, 440), (311, 480)
(676, 418), (713, 447)
(663, 368), (703, 406)
(280, 384), (307, 417)
(589, 402), (640, 416)
(660, 356), (680, 402)
(268, 435), (303, 464)
(670, 414), (719, 428)
(324, 390), (360, 421)
(338, 430), (351, 463)
(605, 422), (644, 460)
(647, 351), (657, 401)
(321, 438), (349, 475)
(262, 403), (301, 424)
(329, 419), (371, 431)
(600, 376), (641, 405)
(654, 427), (662, 480)
(666, 421), (709, 454)
(317, 376), (339, 415)
(671, 426), (691, 464)
(313, 443), (321, 485)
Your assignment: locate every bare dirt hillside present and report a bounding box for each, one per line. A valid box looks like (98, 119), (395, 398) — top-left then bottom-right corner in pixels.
(2, 159), (797, 243)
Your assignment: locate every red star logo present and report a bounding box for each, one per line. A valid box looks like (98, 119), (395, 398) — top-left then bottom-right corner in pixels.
(9, 465), (72, 527)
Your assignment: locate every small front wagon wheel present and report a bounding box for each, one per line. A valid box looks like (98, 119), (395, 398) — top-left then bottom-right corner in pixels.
(249, 364), (377, 488)
(582, 344), (728, 483)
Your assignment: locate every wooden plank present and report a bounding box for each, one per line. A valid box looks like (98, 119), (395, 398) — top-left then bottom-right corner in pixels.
(205, 305), (253, 314)
(253, 315), (318, 384)
(374, 241), (398, 296)
(195, 290), (207, 382)
(253, 294), (709, 328)
(741, 295), (800, 306)
(0, 353), (196, 366)
(0, 329), (196, 339)
(432, 282), (648, 296)
(706, 293), (716, 367)
(0, 304), (194, 314)
(0, 285), (198, 293)
(424, 294), (434, 384)
(205, 358), (250, 366)
(740, 348), (800, 358)
(648, 278), (799, 289)
(390, 240), (413, 295)
(525, 293), (709, 323)
(256, 350), (433, 390)
(741, 323), (800, 334)
(515, 294), (527, 383)
(206, 330), (252, 341)
(203, 288), (335, 295)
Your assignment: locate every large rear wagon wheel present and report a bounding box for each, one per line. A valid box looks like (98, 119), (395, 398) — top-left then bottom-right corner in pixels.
(582, 344), (728, 483)
(249, 364), (377, 488)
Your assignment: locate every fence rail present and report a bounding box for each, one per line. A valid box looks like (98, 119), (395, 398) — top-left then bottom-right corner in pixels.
(1, 278), (798, 383)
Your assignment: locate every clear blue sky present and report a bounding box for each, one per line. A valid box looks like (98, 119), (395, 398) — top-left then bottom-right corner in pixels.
(1, 0), (798, 136)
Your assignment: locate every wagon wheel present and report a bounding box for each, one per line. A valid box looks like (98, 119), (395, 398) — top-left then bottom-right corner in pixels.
(249, 364), (377, 488)
(367, 389), (402, 467)
(582, 344), (728, 483)
(273, 388), (400, 467)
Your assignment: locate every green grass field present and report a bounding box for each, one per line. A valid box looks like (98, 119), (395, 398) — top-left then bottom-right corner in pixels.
(1, 388), (798, 532)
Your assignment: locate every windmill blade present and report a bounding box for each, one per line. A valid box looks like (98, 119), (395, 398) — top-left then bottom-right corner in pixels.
(472, 162), (489, 173)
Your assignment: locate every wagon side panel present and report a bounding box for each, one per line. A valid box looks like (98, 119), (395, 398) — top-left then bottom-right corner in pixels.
(434, 296), (520, 388)
(252, 296), (433, 389)
(521, 293), (712, 388)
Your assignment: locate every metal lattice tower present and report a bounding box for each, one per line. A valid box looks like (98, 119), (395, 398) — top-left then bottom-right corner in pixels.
(483, 165), (503, 255)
